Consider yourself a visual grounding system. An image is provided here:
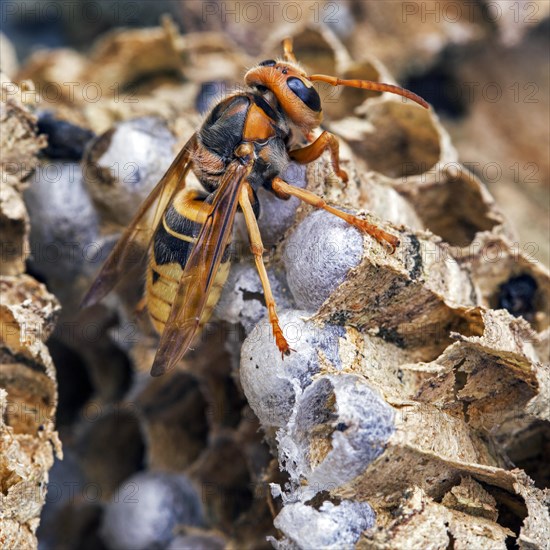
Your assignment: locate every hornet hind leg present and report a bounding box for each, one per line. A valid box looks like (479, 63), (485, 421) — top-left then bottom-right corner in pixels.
(271, 177), (399, 252)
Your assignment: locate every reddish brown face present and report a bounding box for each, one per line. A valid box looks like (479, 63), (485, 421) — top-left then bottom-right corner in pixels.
(245, 60), (323, 132)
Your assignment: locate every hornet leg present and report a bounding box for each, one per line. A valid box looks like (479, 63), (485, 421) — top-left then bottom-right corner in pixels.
(240, 183), (291, 357)
(271, 177), (399, 252)
(289, 130), (349, 183)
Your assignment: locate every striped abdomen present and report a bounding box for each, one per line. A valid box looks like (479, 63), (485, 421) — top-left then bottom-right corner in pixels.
(146, 188), (230, 335)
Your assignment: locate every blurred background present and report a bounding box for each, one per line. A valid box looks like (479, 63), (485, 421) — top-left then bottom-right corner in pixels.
(1, 1), (548, 549)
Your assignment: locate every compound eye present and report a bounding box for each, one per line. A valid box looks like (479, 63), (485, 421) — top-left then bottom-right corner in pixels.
(259, 59), (276, 67)
(286, 77), (321, 112)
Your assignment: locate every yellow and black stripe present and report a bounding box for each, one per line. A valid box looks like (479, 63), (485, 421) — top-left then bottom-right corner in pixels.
(146, 188), (230, 334)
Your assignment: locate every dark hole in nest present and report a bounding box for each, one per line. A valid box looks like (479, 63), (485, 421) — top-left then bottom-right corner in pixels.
(47, 337), (94, 428)
(480, 483), (528, 549)
(402, 50), (468, 120)
(217, 374), (248, 429)
(37, 111), (96, 161)
(506, 421), (550, 490)
(228, 484), (255, 523)
(25, 260), (48, 285)
(497, 274), (538, 321)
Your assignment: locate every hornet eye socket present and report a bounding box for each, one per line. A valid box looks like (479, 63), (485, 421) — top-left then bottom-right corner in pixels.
(259, 59), (276, 67)
(287, 77), (321, 112)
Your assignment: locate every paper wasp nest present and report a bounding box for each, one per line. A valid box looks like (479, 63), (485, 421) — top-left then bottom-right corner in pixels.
(2, 9), (549, 550)
(0, 76), (61, 548)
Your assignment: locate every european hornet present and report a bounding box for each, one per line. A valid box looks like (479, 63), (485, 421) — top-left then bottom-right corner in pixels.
(82, 38), (429, 376)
